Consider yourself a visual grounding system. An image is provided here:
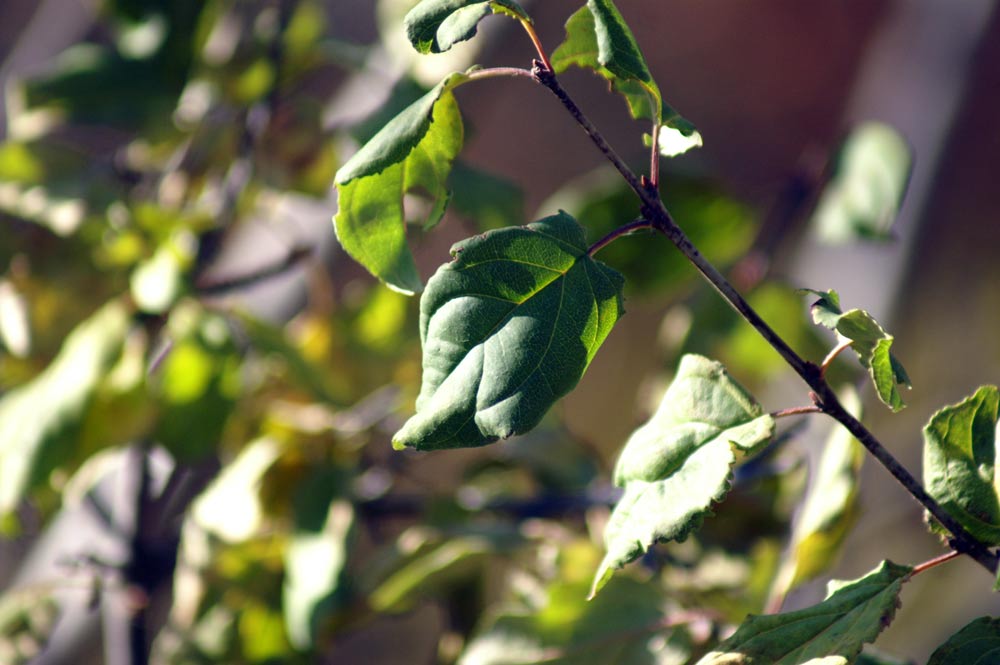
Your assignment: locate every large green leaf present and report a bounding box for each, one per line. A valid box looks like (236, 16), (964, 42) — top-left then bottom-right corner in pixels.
(774, 388), (864, 594)
(392, 212), (624, 450)
(550, 1), (701, 157)
(593, 354), (775, 596)
(805, 289), (910, 412)
(813, 122), (912, 244)
(334, 72), (469, 294)
(698, 560), (912, 665)
(404, 0), (530, 54)
(0, 301), (129, 517)
(922, 386), (1000, 546)
(927, 616), (1000, 665)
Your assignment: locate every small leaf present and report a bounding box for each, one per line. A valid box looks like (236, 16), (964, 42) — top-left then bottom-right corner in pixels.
(773, 388), (864, 595)
(551, 1), (701, 157)
(404, 0), (530, 54)
(0, 301), (129, 517)
(593, 354), (775, 596)
(922, 386), (1000, 546)
(927, 616), (1000, 665)
(392, 212), (624, 450)
(813, 122), (912, 244)
(803, 289), (910, 411)
(697, 560), (912, 665)
(334, 72), (468, 294)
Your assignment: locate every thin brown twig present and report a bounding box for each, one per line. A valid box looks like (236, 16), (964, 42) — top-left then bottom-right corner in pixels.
(911, 550), (962, 577)
(771, 405), (823, 419)
(587, 219), (654, 256)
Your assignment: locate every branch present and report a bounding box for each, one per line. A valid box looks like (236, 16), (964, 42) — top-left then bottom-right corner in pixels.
(534, 62), (1000, 576)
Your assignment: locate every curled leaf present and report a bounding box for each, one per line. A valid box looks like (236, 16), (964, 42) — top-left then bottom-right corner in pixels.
(404, 0), (530, 54)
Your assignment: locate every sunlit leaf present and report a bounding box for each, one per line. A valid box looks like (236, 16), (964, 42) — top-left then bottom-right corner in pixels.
(550, 1), (701, 157)
(0, 300), (129, 517)
(404, 0), (530, 54)
(392, 212), (624, 450)
(283, 501), (354, 650)
(594, 354), (774, 596)
(922, 386), (1000, 546)
(773, 388), (864, 594)
(334, 72), (469, 294)
(804, 289), (910, 412)
(698, 560), (912, 665)
(813, 122), (912, 244)
(927, 616), (1000, 665)
(0, 280), (31, 358)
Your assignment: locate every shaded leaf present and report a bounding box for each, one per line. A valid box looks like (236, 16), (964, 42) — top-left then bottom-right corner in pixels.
(450, 161), (524, 231)
(392, 212), (624, 450)
(594, 354), (775, 596)
(404, 0), (530, 54)
(927, 616), (1000, 665)
(804, 289), (910, 411)
(698, 560), (912, 665)
(813, 122), (912, 244)
(334, 72), (469, 294)
(550, 1), (701, 157)
(0, 301), (129, 517)
(774, 388), (864, 594)
(283, 500), (354, 650)
(922, 386), (1000, 546)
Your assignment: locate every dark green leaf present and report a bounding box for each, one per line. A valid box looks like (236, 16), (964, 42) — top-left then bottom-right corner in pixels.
(922, 386), (1000, 546)
(404, 0), (530, 54)
(392, 212), (624, 450)
(813, 122), (912, 244)
(698, 560), (912, 665)
(804, 289), (910, 412)
(594, 354), (774, 596)
(927, 616), (1000, 665)
(550, 1), (701, 157)
(0, 301), (129, 517)
(334, 72), (468, 294)
(449, 161), (524, 231)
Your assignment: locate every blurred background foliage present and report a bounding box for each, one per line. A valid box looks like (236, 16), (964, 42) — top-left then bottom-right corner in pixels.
(0, 0), (997, 663)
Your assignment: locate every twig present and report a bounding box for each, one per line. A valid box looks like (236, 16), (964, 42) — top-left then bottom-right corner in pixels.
(820, 338), (853, 377)
(534, 63), (1000, 576)
(587, 219), (653, 256)
(771, 405), (822, 419)
(911, 550), (962, 577)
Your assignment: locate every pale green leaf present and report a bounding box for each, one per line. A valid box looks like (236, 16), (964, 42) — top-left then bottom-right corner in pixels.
(698, 560), (912, 665)
(927, 616), (1000, 665)
(593, 355), (775, 596)
(283, 500), (354, 650)
(404, 0), (530, 54)
(814, 122), (912, 244)
(392, 212), (624, 450)
(334, 72), (468, 294)
(775, 388), (864, 594)
(922, 386), (1000, 546)
(804, 289), (910, 412)
(460, 575), (685, 665)
(0, 301), (129, 517)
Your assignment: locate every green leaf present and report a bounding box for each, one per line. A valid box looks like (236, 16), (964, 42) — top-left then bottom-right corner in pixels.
(283, 500), (354, 650)
(773, 388), (864, 595)
(813, 122), (912, 244)
(449, 161), (524, 231)
(804, 289), (910, 412)
(0, 301), (129, 517)
(922, 386), (1000, 546)
(460, 574), (684, 665)
(392, 212), (624, 450)
(550, 1), (701, 157)
(334, 72), (469, 294)
(927, 616), (1000, 665)
(697, 560), (912, 665)
(404, 0), (530, 54)
(593, 354), (775, 597)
